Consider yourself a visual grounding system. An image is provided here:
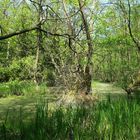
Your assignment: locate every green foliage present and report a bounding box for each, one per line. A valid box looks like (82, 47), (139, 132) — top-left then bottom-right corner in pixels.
(0, 57), (35, 83)
(93, 3), (140, 87)
(0, 0), (140, 93)
(0, 97), (140, 139)
(0, 80), (48, 97)
(66, 0), (79, 6)
(0, 67), (10, 82)
(42, 69), (55, 87)
(9, 56), (34, 81)
(8, 80), (24, 96)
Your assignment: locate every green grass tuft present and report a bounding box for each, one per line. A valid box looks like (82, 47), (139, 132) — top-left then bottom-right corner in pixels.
(0, 97), (140, 140)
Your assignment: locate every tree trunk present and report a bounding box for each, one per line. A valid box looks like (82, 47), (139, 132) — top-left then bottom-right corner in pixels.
(119, 0), (140, 94)
(78, 0), (93, 94)
(33, 0), (43, 87)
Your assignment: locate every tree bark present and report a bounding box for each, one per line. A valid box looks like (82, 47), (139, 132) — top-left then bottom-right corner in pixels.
(118, 0), (140, 94)
(33, 0), (43, 86)
(78, 0), (93, 94)
(0, 27), (37, 40)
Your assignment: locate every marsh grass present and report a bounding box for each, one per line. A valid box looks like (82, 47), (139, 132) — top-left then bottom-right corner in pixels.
(0, 96), (140, 140)
(0, 81), (48, 97)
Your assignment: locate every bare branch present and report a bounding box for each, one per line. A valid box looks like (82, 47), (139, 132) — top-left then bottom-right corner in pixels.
(127, 0), (140, 51)
(116, 0), (140, 51)
(0, 27), (37, 40)
(29, 0), (39, 11)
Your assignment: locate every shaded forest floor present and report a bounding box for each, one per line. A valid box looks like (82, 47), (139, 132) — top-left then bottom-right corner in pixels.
(0, 82), (127, 122)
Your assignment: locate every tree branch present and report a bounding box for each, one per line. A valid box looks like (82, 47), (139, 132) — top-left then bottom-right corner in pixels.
(0, 27), (37, 40)
(127, 0), (140, 51)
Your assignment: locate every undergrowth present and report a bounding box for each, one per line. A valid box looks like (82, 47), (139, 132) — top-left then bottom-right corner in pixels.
(0, 97), (140, 140)
(0, 81), (47, 97)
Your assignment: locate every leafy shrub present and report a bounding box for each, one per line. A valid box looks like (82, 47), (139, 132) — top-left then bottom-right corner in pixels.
(9, 56), (34, 81)
(42, 69), (55, 86)
(8, 80), (24, 96)
(0, 67), (11, 82)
